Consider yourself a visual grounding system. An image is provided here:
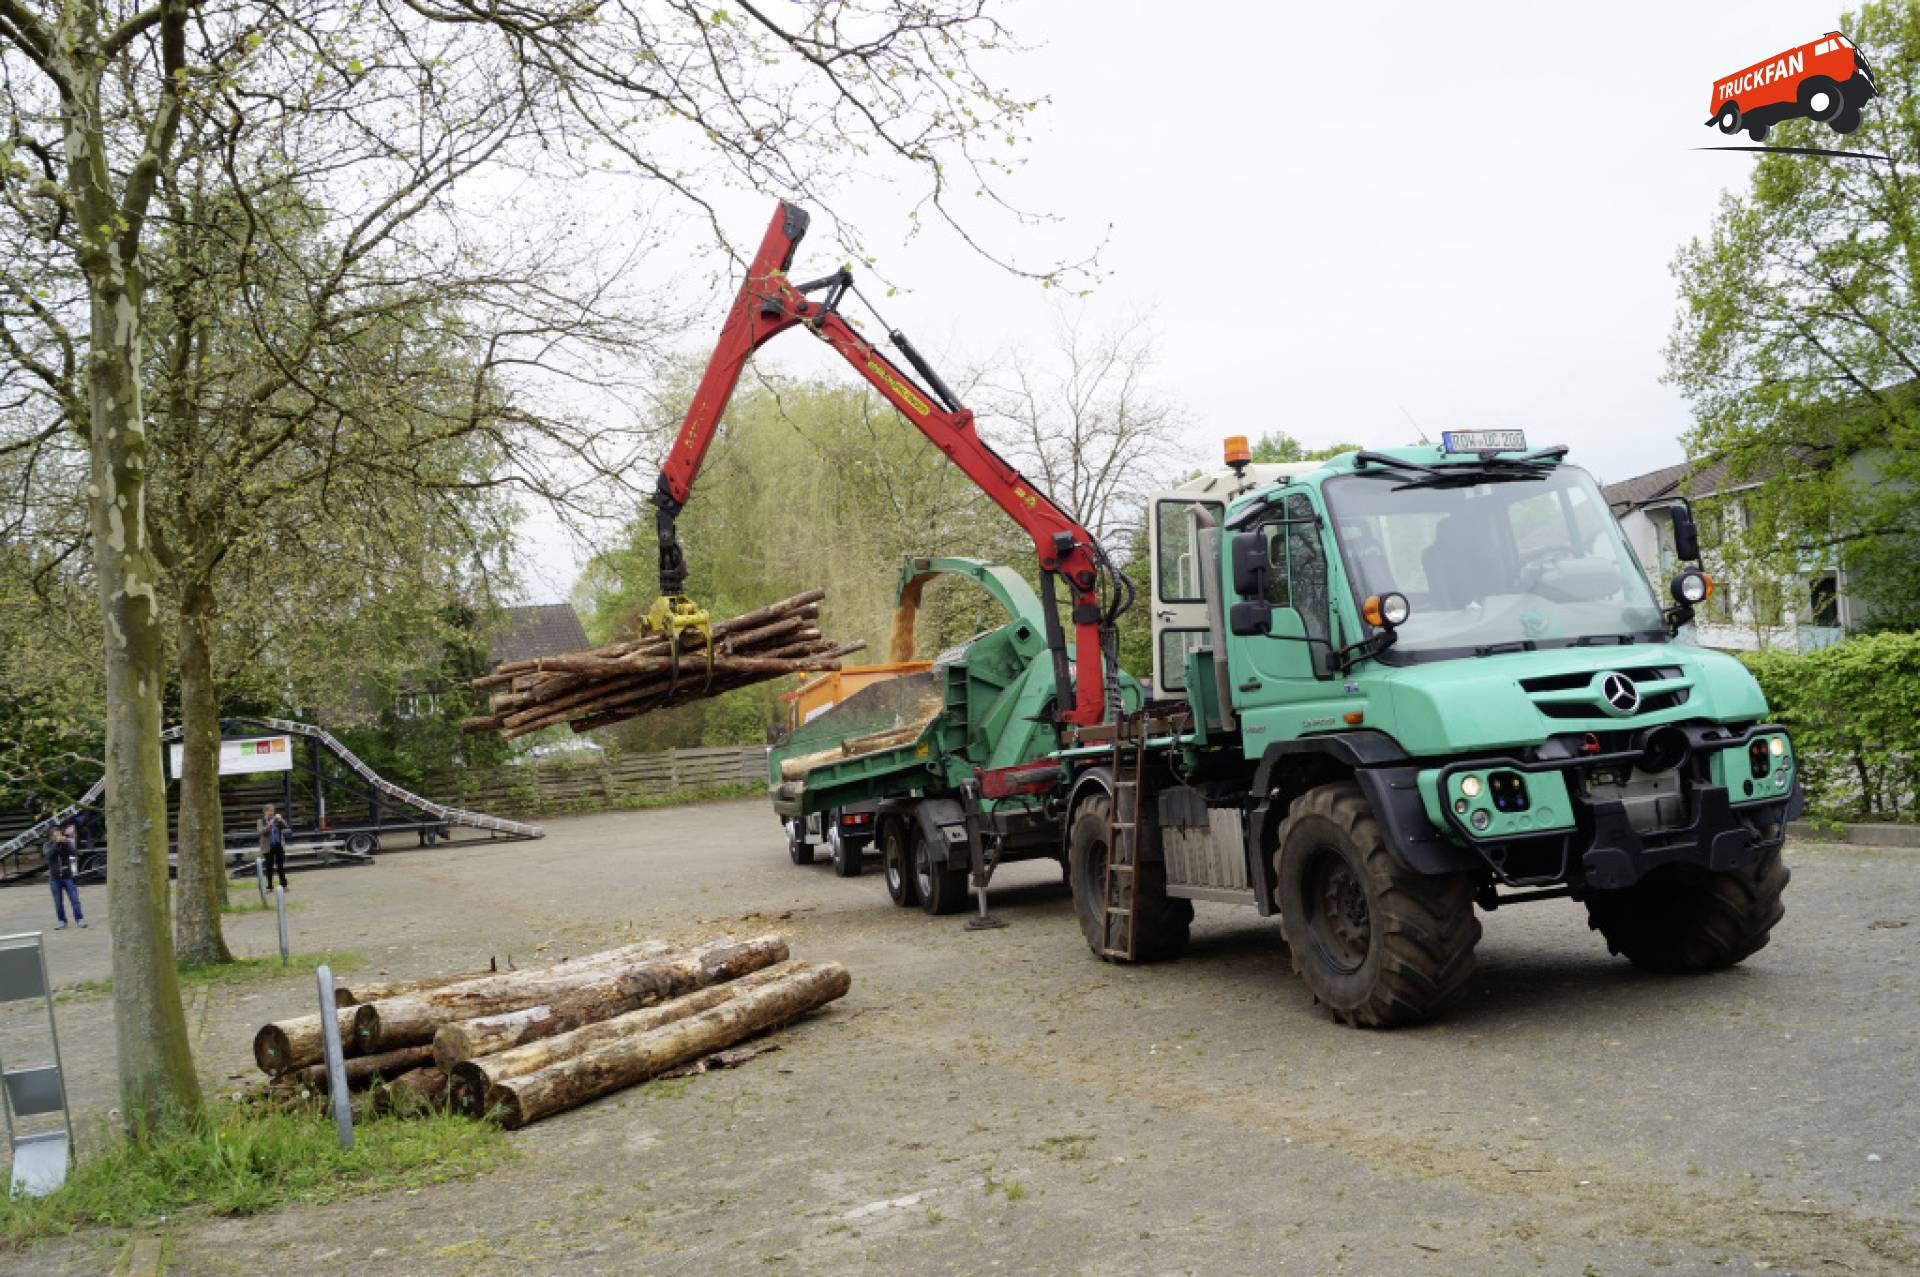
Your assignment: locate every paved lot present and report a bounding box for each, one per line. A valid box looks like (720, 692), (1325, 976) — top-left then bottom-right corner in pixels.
(3, 799), (1917, 1276)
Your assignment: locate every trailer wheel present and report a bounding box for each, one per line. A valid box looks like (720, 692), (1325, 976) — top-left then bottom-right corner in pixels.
(1067, 793), (1192, 962)
(785, 818), (814, 866)
(1584, 844), (1788, 973)
(911, 825), (968, 915)
(881, 821), (918, 907)
(1273, 782), (1480, 1027)
(345, 831), (379, 858)
(828, 817), (864, 878)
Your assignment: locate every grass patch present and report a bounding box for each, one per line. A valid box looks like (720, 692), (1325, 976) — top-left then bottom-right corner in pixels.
(58, 952), (361, 997)
(0, 1100), (510, 1246)
(220, 895), (301, 916)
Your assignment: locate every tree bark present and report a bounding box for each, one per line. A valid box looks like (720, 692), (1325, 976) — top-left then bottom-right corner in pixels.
(485, 961), (850, 1129)
(349, 938), (678, 1052)
(254, 1007), (361, 1075)
(374, 1065), (449, 1114)
(356, 934), (782, 1053)
(61, 40), (202, 1127)
(277, 1044), (434, 1093)
(431, 938), (791, 1070)
(445, 959), (804, 1114)
(335, 967), (498, 1006)
(173, 573), (232, 965)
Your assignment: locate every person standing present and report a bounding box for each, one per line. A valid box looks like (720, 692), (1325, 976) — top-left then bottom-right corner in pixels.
(258, 803), (292, 890)
(44, 821), (85, 929)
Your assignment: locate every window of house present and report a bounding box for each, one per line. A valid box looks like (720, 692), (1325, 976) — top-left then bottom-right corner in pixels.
(1809, 573), (1840, 627)
(1750, 579), (1785, 628)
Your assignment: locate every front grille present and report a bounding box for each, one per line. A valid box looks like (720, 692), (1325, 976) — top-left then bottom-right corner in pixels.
(1522, 665), (1690, 720)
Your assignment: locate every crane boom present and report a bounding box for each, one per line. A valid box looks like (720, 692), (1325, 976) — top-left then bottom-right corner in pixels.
(650, 202), (1121, 728)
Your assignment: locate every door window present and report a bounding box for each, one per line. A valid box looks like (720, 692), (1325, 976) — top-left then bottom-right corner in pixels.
(1157, 629), (1208, 691)
(1284, 492), (1331, 648)
(1155, 500), (1219, 603)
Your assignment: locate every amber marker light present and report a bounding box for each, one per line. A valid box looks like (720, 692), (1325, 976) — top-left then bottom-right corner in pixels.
(1362, 594), (1386, 626)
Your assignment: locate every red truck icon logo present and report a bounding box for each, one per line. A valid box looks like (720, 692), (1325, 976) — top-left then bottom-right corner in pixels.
(1708, 31), (1876, 141)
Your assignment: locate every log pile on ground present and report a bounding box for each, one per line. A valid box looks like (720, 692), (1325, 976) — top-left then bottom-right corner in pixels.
(459, 589), (865, 738)
(246, 934), (849, 1127)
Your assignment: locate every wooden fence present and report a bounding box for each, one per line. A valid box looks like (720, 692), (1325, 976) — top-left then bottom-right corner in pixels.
(423, 745), (770, 818)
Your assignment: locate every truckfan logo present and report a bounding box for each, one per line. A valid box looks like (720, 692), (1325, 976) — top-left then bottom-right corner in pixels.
(1708, 31), (1876, 142)
(1600, 672), (1641, 717)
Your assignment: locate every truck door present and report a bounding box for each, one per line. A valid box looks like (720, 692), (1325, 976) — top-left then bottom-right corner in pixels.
(1149, 496), (1223, 698)
(1229, 491), (1334, 707)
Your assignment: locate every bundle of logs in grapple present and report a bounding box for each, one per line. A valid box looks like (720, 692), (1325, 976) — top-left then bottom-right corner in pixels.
(248, 935), (849, 1128)
(459, 589), (864, 740)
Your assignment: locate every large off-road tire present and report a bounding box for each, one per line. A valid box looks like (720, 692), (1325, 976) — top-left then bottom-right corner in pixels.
(881, 820), (918, 907)
(1273, 782), (1480, 1027)
(911, 824), (969, 915)
(829, 817), (864, 878)
(1067, 793), (1193, 963)
(785, 818), (815, 866)
(1584, 844), (1788, 973)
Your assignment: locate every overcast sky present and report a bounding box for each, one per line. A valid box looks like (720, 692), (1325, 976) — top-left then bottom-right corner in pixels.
(514, 1), (1850, 602)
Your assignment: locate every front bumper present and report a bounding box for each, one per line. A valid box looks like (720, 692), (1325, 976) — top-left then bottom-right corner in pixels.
(1359, 723), (1803, 890)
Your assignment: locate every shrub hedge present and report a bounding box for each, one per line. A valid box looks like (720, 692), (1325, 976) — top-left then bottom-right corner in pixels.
(1739, 631), (1920, 822)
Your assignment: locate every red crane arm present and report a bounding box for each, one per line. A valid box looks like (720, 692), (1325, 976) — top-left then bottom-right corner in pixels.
(651, 202), (1115, 727)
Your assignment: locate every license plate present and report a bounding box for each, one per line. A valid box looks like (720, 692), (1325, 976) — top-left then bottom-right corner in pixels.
(1441, 430), (1527, 454)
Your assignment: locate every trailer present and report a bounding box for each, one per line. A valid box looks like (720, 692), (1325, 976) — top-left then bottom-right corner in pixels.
(651, 204), (1805, 1027)
(771, 556), (1142, 914)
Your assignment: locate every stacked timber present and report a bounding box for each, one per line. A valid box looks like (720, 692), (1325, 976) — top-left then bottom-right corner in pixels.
(459, 589), (866, 738)
(246, 934), (850, 1127)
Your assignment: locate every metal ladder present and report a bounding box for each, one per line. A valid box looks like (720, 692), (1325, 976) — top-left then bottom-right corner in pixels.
(1099, 715), (1148, 960)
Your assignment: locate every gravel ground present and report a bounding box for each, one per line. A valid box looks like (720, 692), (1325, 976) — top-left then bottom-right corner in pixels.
(3, 798), (1916, 1276)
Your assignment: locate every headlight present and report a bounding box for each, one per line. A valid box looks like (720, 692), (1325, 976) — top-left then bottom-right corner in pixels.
(1380, 592), (1411, 626)
(1469, 809), (1492, 831)
(1671, 569), (1712, 605)
(1460, 774), (1482, 798)
(1768, 736), (1785, 756)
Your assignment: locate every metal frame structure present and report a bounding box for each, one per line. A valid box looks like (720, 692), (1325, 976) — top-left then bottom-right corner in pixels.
(0, 931), (73, 1196)
(0, 716), (541, 885)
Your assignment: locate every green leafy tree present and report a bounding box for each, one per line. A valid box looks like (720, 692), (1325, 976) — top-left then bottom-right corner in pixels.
(1250, 431), (1360, 463)
(1666, 1), (1920, 630)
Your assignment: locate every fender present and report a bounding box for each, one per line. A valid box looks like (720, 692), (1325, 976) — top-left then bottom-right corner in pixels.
(1061, 765), (1115, 860)
(1249, 735), (1479, 877)
(912, 797), (971, 870)
(1247, 731), (1408, 799)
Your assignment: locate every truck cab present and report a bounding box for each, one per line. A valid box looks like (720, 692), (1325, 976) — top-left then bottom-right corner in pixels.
(1070, 434), (1801, 1027)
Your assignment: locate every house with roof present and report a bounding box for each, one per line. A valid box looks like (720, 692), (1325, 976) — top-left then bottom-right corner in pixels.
(1605, 459), (1851, 653)
(391, 603), (591, 720)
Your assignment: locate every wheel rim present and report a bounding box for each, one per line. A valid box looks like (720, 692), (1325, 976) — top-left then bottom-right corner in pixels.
(913, 835), (933, 898)
(886, 842), (905, 895)
(1305, 847), (1371, 974)
(829, 822), (844, 864)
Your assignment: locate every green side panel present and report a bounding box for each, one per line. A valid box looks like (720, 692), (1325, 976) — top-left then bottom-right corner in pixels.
(1708, 732), (1796, 804)
(1417, 767), (1574, 836)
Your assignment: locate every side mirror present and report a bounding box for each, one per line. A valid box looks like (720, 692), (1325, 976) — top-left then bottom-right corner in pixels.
(1230, 531), (1268, 598)
(1669, 503), (1701, 563)
(1229, 600), (1272, 636)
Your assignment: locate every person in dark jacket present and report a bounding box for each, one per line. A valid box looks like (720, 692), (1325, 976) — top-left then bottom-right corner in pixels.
(258, 804), (292, 889)
(44, 822), (85, 929)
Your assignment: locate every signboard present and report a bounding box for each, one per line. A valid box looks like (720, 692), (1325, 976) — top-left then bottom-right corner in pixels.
(167, 735), (294, 779)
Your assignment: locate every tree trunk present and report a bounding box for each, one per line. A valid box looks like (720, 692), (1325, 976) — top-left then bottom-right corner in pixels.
(174, 574), (232, 965)
(485, 961), (850, 1129)
(349, 938), (677, 1052)
(254, 1007), (361, 1075)
(375, 1065), (449, 1115)
(446, 959), (803, 1115)
(76, 176), (200, 1127)
(432, 942), (792, 1071)
(276, 1044), (434, 1093)
(335, 967), (498, 1006)
(356, 935), (782, 1053)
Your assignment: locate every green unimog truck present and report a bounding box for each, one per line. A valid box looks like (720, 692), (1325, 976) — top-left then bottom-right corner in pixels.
(774, 433), (1801, 1027)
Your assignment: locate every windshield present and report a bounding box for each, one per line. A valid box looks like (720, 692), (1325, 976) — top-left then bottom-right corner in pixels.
(1324, 464), (1665, 659)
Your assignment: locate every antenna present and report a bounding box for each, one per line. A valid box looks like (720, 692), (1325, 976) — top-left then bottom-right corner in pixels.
(1398, 405), (1432, 446)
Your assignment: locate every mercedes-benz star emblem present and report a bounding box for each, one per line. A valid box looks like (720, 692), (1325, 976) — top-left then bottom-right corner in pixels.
(1599, 672), (1641, 716)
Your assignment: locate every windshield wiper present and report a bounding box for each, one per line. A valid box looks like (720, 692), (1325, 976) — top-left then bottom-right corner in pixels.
(1573, 633), (1640, 647)
(1473, 639), (1537, 657)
